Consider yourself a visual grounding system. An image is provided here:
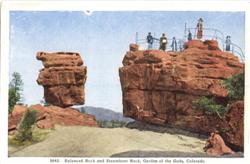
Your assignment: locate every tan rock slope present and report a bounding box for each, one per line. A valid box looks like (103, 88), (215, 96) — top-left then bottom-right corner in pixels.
(37, 52), (87, 107)
(9, 126), (206, 157)
(119, 40), (244, 150)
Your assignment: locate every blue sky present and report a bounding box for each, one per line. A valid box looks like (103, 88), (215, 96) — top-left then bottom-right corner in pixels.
(10, 11), (245, 112)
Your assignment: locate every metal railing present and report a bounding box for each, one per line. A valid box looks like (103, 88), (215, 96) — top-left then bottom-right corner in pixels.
(185, 27), (225, 41)
(185, 27), (245, 63)
(135, 26), (245, 63)
(135, 32), (185, 52)
(231, 43), (245, 62)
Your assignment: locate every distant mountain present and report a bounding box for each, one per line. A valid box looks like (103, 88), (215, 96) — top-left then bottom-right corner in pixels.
(78, 106), (134, 122)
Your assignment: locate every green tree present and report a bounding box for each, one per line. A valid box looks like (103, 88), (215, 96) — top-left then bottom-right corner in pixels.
(15, 109), (37, 142)
(9, 72), (23, 114)
(223, 73), (244, 101)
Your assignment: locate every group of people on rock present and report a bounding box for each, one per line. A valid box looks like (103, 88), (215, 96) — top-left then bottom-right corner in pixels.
(146, 32), (183, 51)
(146, 32), (167, 51)
(146, 17), (232, 52)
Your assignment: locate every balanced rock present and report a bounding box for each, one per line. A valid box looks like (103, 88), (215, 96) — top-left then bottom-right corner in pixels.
(119, 40), (244, 150)
(37, 52), (87, 107)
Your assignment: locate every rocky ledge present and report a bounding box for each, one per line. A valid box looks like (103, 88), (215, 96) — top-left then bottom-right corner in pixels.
(119, 40), (244, 150)
(8, 105), (98, 135)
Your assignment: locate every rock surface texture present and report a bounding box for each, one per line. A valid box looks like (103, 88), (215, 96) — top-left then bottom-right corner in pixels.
(37, 52), (87, 107)
(8, 105), (98, 134)
(205, 132), (234, 156)
(119, 40), (244, 150)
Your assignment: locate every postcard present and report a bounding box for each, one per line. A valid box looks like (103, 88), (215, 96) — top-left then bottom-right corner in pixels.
(1, 1), (249, 164)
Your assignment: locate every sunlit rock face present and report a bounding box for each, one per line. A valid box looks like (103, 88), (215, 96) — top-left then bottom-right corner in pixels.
(37, 52), (87, 107)
(119, 40), (244, 150)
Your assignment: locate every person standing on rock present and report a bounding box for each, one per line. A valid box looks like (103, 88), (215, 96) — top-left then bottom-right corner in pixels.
(225, 35), (231, 51)
(188, 30), (192, 41)
(159, 33), (168, 51)
(171, 37), (178, 51)
(196, 18), (203, 39)
(146, 32), (154, 50)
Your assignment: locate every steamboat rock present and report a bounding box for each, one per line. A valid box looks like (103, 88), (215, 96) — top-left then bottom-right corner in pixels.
(119, 40), (244, 150)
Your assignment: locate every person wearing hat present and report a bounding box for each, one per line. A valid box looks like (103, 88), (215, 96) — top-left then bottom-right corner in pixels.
(159, 33), (168, 51)
(196, 18), (203, 39)
(225, 35), (231, 51)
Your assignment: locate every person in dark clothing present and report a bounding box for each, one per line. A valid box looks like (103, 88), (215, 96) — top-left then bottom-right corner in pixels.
(225, 35), (231, 51)
(188, 30), (192, 41)
(171, 37), (177, 51)
(159, 33), (168, 51)
(196, 18), (203, 39)
(146, 32), (154, 49)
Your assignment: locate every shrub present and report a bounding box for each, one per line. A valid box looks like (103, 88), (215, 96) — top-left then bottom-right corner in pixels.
(15, 109), (37, 142)
(193, 96), (228, 119)
(223, 73), (244, 101)
(193, 73), (244, 119)
(98, 120), (127, 128)
(9, 127), (52, 146)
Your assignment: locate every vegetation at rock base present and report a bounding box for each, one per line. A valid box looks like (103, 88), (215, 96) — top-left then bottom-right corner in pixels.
(193, 73), (244, 119)
(9, 72), (24, 114)
(10, 108), (51, 147)
(9, 126), (52, 147)
(193, 96), (228, 119)
(15, 109), (37, 142)
(98, 120), (127, 128)
(222, 72), (244, 101)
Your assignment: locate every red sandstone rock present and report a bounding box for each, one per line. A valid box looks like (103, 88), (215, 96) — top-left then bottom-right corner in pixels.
(8, 105), (98, 134)
(119, 40), (244, 150)
(223, 101), (244, 149)
(184, 40), (208, 50)
(129, 44), (139, 51)
(37, 52), (87, 107)
(204, 132), (234, 156)
(36, 52), (84, 68)
(204, 40), (220, 50)
(184, 40), (220, 51)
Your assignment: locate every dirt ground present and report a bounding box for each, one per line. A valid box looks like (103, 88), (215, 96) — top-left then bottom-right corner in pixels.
(9, 125), (206, 157)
